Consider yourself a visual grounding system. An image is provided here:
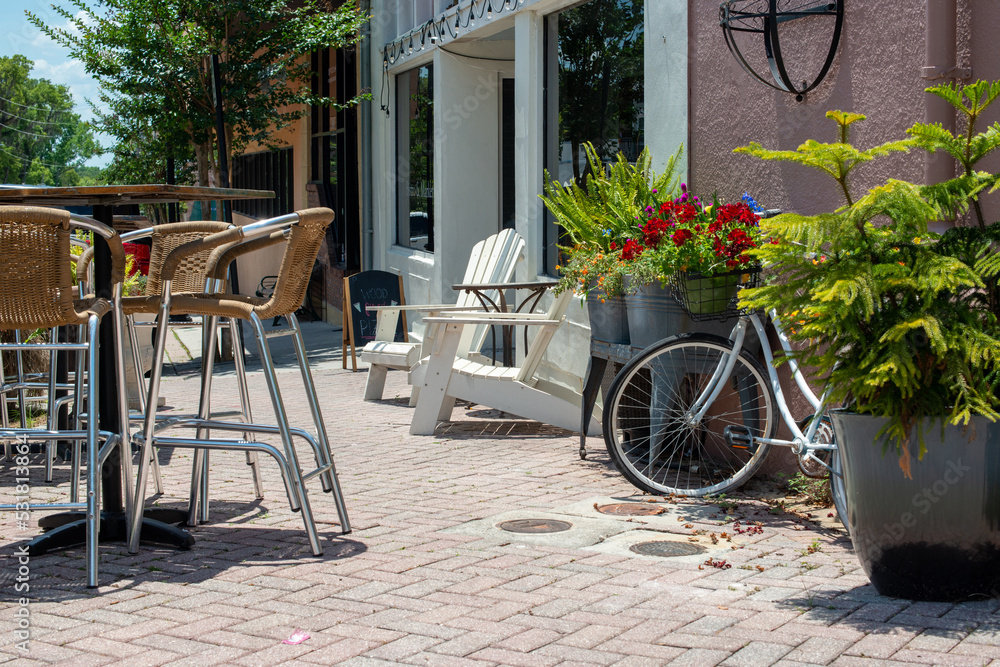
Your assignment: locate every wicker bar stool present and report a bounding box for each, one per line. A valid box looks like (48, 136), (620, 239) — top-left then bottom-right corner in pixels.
(78, 222), (268, 501)
(1, 238), (90, 478)
(127, 208), (350, 556)
(119, 222), (265, 499)
(0, 205), (130, 588)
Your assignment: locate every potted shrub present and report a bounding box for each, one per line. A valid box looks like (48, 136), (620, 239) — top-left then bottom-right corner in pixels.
(540, 142), (681, 345)
(737, 81), (1000, 601)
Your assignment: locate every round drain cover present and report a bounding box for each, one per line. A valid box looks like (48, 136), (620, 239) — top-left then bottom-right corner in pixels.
(630, 540), (706, 557)
(596, 503), (665, 516)
(499, 519), (572, 534)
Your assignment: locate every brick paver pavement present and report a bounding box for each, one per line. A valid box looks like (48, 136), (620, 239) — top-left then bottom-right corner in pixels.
(1, 322), (998, 665)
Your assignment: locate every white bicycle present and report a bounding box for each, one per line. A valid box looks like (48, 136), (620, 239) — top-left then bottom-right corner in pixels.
(602, 279), (849, 526)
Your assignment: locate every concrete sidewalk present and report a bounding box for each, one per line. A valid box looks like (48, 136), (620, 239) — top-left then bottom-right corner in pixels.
(1, 320), (999, 666)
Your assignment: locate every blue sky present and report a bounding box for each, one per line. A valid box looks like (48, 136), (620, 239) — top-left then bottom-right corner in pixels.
(1, 0), (110, 166)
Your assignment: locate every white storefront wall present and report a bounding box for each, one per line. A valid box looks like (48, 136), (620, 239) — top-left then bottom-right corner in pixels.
(369, 0), (686, 392)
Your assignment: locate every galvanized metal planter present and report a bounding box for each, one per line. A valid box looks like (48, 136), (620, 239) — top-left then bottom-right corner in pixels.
(831, 412), (1000, 601)
(586, 289), (630, 346)
(623, 280), (733, 349)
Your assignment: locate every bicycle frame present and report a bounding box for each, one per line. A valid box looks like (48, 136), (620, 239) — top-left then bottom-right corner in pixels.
(685, 309), (837, 468)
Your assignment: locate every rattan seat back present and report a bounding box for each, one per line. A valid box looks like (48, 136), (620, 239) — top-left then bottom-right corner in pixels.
(195, 208), (333, 321)
(0, 206), (91, 330)
(252, 208), (331, 320)
(145, 222), (235, 295)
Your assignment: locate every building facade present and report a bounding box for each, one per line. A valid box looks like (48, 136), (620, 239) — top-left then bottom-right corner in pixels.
(362, 0), (1000, 394)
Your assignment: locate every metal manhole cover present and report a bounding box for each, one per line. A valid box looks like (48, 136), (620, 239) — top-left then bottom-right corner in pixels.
(596, 503), (666, 516)
(630, 541), (706, 557)
(498, 519), (573, 534)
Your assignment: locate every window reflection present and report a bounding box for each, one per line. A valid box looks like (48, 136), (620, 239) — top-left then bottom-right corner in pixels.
(396, 65), (434, 252)
(545, 0), (644, 272)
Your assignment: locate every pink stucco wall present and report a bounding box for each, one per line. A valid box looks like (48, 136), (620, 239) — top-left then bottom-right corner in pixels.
(690, 1), (999, 224)
(687, 1), (1000, 436)
(691, 1), (922, 213)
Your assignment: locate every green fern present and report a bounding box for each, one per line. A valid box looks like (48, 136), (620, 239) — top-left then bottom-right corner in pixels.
(541, 142), (682, 297)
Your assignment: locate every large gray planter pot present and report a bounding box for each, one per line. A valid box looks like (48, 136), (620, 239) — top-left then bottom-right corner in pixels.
(831, 412), (1000, 601)
(623, 280), (740, 349)
(586, 290), (629, 346)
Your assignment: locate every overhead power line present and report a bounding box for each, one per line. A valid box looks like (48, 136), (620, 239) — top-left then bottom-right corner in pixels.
(0, 120), (60, 138)
(0, 110), (75, 128)
(0, 93), (71, 114)
(0, 144), (82, 169)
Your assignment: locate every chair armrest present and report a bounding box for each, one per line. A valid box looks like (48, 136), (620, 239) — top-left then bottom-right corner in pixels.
(431, 310), (552, 321)
(160, 226), (247, 283)
(120, 228), (155, 243)
(367, 304), (483, 313)
(69, 214), (126, 285)
(207, 230), (288, 281)
(452, 280), (560, 291)
(423, 316), (561, 327)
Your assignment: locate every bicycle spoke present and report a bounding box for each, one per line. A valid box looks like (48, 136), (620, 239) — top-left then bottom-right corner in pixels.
(604, 335), (776, 496)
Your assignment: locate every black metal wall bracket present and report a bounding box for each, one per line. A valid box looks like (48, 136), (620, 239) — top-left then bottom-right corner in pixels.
(720, 0), (844, 100)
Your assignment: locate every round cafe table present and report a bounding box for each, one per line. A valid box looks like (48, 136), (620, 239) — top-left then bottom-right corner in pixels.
(0, 185), (274, 558)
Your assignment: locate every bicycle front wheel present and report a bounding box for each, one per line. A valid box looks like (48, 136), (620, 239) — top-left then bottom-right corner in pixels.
(603, 333), (777, 496)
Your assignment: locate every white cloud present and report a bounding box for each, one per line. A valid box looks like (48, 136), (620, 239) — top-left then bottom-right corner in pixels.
(29, 9), (87, 49)
(32, 58), (100, 112)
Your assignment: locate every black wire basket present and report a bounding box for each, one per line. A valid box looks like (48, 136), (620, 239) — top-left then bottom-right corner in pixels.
(670, 266), (762, 322)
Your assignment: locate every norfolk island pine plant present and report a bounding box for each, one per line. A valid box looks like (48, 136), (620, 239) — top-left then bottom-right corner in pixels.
(735, 80), (1000, 600)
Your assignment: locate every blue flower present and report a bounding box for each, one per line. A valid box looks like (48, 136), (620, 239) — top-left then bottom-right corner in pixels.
(741, 192), (765, 213)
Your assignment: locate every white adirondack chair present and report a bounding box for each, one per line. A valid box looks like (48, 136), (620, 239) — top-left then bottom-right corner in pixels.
(360, 228), (525, 402)
(408, 289), (602, 436)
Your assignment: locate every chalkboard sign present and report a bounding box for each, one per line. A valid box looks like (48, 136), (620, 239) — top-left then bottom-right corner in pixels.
(342, 270), (408, 371)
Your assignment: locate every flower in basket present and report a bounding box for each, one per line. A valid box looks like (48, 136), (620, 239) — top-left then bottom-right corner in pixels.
(626, 185), (765, 298)
(541, 142), (682, 300)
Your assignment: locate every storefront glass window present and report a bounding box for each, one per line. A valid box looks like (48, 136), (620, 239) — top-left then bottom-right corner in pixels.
(544, 0), (644, 273)
(396, 64), (435, 252)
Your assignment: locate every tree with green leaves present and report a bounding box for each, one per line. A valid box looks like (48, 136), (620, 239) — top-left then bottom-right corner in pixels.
(0, 55), (100, 184)
(29, 0), (366, 189)
(737, 81), (1000, 475)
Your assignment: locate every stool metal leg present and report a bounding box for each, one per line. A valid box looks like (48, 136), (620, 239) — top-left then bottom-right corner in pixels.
(113, 287), (135, 528)
(127, 318), (163, 495)
(251, 313), (322, 555)
(230, 317), (264, 499)
(288, 313), (350, 532)
(128, 293), (174, 554)
(45, 339), (58, 482)
(71, 322), (87, 503)
(85, 314), (101, 588)
(14, 330), (26, 429)
(188, 313), (220, 526)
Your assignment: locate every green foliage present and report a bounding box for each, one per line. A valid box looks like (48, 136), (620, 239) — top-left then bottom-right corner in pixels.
(555, 0), (643, 175)
(785, 473), (833, 506)
(0, 55), (101, 184)
(29, 0), (367, 186)
(540, 142), (681, 297)
(25, 158), (52, 185)
(738, 84), (1000, 475)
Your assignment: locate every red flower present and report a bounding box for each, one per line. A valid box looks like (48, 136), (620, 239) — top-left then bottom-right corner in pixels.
(671, 229), (694, 246)
(642, 217), (672, 249)
(620, 239), (644, 261)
